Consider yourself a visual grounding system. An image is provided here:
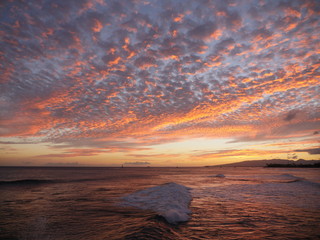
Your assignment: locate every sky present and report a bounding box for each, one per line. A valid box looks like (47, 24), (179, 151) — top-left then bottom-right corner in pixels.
(0, 0), (319, 167)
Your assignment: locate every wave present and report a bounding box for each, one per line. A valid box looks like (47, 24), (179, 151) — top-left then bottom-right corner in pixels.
(295, 179), (320, 188)
(193, 175), (320, 209)
(213, 173), (305, 183)
(208, 174), (225, 178)
(0, 177), (109, 186)
(0, 179), (54, 185)
(230, 173), (304, 183)
(268, 174), (304, 183)
(122, 182), (192, 224)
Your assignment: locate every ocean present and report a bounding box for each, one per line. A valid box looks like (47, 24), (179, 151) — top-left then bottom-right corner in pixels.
(0, 167), (319, 240)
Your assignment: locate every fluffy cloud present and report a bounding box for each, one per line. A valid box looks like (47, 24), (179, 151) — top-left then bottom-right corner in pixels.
(0, 0), (319, 160)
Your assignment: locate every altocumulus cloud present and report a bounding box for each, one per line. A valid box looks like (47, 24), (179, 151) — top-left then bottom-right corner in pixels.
(0, 0), (319, 159)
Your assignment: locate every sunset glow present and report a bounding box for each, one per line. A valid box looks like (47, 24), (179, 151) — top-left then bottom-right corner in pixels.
(0, 0), (319, 166)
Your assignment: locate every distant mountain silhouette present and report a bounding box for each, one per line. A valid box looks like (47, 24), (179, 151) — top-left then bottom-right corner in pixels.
(207, 159), (320, 167)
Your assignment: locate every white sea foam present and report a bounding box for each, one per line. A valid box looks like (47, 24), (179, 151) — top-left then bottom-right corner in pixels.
(122, 182), (192, 224)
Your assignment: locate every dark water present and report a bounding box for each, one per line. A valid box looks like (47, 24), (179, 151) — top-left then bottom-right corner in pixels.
(0, 167), (319, 240)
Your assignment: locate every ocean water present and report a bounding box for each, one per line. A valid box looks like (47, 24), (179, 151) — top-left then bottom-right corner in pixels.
(0, 167), (319, 240)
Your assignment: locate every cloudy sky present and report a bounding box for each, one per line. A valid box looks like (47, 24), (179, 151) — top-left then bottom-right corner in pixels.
(1, 0), (319, 166)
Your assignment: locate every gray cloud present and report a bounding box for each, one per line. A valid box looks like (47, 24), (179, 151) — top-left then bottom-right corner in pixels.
(188, 21), (217, 40)
(284, 111), (297, 122)
(295, 148), (320, 155)
(0, 0), (319, 151)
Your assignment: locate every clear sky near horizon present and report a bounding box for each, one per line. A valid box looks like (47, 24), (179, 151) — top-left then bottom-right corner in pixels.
(0, 0), (319, 167)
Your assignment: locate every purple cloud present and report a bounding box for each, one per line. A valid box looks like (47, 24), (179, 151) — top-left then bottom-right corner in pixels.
(0, 0), (319, 160)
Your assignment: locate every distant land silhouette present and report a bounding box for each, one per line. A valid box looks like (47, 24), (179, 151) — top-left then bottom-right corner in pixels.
(207, 159), (320, 168)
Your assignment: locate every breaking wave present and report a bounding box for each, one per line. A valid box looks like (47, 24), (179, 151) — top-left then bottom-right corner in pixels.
(122, 182), (192, 224)
(212, 173), (305, 183)
(271, 174), (304, 183)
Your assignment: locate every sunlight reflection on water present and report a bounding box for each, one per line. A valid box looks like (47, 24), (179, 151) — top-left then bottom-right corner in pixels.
(0, 167), (319, 239)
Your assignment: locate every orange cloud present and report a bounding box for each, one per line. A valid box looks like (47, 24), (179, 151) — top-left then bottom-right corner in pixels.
(193, 148), (290, 161)
(1, 0), (319, 166)
(173, 14), (184, 22)
(92, 19), (103, 32)
(36, 148), (108, 158)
